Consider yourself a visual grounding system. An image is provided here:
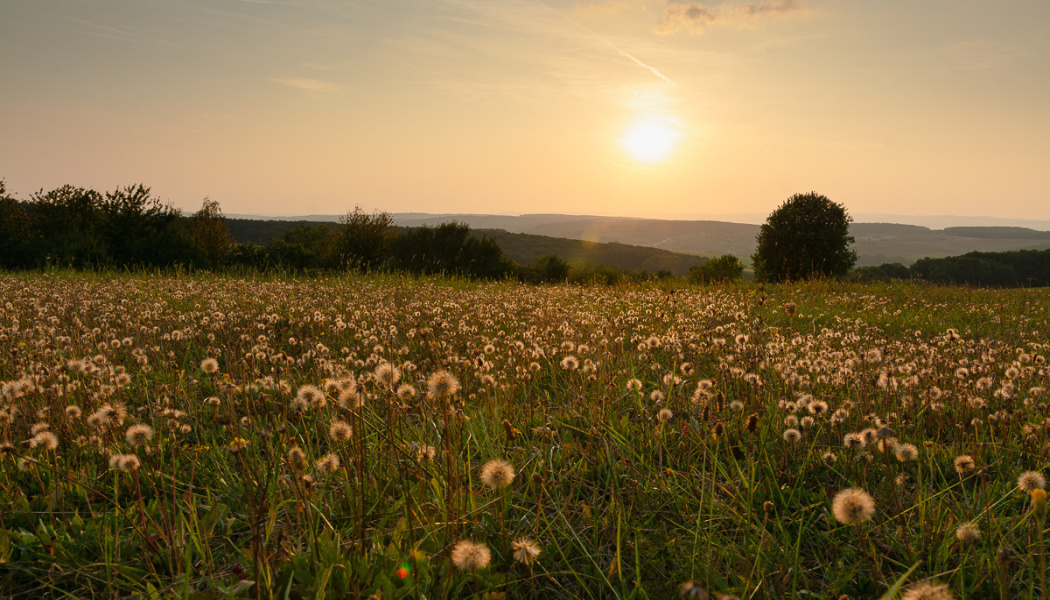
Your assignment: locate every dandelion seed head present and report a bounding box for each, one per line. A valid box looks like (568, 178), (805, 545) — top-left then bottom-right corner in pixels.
(831, 488), (876, 525)
(480, 459), (515, 490)
(954, 455), (975, 474)
(31, 431), (58, 451)
(450, 540), (491, 571)
(512, 538), (541, 566)
(955, 522), (980, 543)
(125, 424), (153, 447)
(1018, 470), (1046, 491)
(901, 580), (955, 600)
(427, 370), (459, 399)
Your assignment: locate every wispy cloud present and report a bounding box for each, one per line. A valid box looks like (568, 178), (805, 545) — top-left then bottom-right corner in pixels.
(658, 0), (806, 34)
(267, 77), (345, 92)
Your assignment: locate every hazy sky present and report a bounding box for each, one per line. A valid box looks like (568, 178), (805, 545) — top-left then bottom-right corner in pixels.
(2, 0), (1048, 221)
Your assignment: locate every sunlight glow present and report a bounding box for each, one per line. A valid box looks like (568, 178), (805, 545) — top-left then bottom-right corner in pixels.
(619, 118), (681, 163)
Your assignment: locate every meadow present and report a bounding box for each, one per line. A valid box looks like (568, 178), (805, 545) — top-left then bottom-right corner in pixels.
(0, 272), (1048, 599)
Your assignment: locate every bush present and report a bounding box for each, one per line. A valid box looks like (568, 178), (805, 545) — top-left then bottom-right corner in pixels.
(686, 255), (743, 284)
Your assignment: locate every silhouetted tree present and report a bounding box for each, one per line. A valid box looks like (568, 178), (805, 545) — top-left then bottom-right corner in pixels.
(0, 181), (33, 268)
(28, 184), (107, 268)
(332, 206), (394, 271)
(191, 198), (235, 268)
(752, 192), (857, 282)
(533, 255), (570, 283)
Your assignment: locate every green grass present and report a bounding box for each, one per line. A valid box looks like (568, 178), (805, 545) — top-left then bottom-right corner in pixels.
(0, 272), (1048, 599)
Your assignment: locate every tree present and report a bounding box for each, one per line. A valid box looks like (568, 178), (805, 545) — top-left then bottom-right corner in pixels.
(687, 254), (743, 284)
(752, 192), (856, 282)
(191, 198), (235, 268)
(0, 180), (34, 268)
(332, 206), (394, 271)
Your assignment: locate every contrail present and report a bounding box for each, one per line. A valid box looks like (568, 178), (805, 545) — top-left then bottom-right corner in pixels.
(614, 47), (678, 88)
(535, 1), (678, 88)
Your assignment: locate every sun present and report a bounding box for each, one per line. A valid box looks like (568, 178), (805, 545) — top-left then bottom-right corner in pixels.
(620, 118), (681, 163)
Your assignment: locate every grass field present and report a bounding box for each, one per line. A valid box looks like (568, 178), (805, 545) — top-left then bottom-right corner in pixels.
(1, 272), (1048, 599)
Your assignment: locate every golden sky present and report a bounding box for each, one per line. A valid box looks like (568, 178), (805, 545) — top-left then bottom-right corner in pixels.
(1, 0), (1048, 222)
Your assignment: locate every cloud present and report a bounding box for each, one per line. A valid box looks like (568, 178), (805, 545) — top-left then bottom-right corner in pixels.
(657, 0), (805, 34)
(267, 78), (345, 92)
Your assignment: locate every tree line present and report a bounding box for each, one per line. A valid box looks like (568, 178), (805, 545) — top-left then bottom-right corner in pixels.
(0, 180), (690, 283)
(855, 250), (1050, 287)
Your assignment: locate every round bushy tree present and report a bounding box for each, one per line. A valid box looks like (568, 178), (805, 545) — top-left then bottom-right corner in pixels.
(752, 192), (857, 282)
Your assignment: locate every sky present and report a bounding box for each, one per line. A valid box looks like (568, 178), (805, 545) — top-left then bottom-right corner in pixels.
(1, 0), (1048, 223)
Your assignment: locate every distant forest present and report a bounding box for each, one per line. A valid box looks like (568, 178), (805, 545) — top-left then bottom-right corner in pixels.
(857, 250), (1050, 287)
(3, 179), (1048, 287)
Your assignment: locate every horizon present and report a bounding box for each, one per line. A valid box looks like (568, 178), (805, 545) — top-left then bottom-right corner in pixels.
(220, 210), (1050, 232)
(2, 1), (1047, 222)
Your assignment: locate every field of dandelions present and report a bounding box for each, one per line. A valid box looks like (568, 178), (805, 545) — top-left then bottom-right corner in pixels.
(1, 272), (1048, 600)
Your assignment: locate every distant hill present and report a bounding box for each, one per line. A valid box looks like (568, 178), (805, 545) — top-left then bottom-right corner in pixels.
(227, 214), (1050, 268)
(474, 229), (705, 276)
(225, 218), (708, 276)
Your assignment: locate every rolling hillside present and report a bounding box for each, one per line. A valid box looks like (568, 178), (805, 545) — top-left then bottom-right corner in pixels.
(227, 214), (1050, 268)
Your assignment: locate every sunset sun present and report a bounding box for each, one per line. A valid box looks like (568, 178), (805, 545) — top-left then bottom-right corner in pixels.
(620, 118), (681, 163)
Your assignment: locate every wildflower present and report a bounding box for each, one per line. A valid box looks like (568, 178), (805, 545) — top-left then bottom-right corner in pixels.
(955, 522), (980, 543)
(626, 378), (643, 392)
(480, 459), (515, 490)
(784, 415), (799, 428)
(783, 302), (797, 317)
(227, 437), (248, 453)
(200, 358), (220, 374)
(316, 453), (341, 474)
(560, 355), (579, 370)
(450, 540), (491, 571)
(204, 396), (221, 407)
(657, 408), (673, 423)
(953, 455), (975, 474)
(900, 580), (954, 600)
(30, 431), (59, 451)
(65, 405), (82, 419)
(831, 488), (876, 525)
(427, 371), (460, 399)
(125, 424), (154, 447)
(1018, 470), (1047, 491)
(895, 443), (918, 462)
(729, 400), (744, 411)
(329, 421), (353, 442)
(782, 428), (801, 443)
(512, 538), (541, 566)
(288, 446), (308, 474)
